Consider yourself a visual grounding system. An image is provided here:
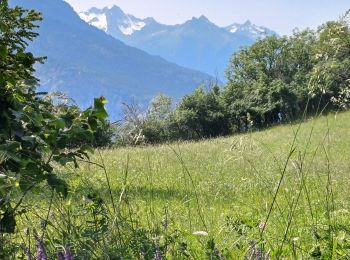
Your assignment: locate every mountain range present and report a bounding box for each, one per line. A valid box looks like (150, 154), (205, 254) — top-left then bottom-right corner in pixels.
(79, 6), (276, 79)
(9, 0), (214, 119)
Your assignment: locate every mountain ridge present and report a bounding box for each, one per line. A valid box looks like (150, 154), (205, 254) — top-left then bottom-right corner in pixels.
(79, 5), (277, 79)
(9, 0), (214, 119)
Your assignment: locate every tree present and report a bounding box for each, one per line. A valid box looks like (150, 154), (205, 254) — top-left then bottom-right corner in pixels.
(309, 15), (350, 111)
(147, 93), (173, 121)
(171, 85), (228, 139)
(117, 94), (174, 144)
(224, 31), (317, 128)
(119, 100), (146, 145)
(142, 93), (173, 143)
(0, 1), (107, 234)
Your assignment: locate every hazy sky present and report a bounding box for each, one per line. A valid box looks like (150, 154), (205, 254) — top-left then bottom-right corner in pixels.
(65, 0), (349, 35)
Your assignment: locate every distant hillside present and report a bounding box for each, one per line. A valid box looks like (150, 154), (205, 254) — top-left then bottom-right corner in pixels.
(10, 0), (214, 119)
(80, 6), (277, 80)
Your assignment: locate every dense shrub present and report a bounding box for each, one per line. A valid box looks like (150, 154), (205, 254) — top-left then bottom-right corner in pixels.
(170, 85), (228, 140)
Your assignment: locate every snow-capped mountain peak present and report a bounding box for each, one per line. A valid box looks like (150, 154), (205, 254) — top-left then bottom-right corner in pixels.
(77, 5), (277, 80)
(79, 11), (107, 32)
(196, 15), (210, 22)
(80, 6), (276, 40)
(226, 20), (273, 39)
(119, 19), (146, 35)
(79, 5), (147, 36)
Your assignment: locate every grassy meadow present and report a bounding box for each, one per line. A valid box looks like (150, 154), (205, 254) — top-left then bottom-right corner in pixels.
(15, 111), (350, 259)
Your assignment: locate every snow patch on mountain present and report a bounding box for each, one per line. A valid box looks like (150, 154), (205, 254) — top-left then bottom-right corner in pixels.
(119, 19), (146, 35)
(79, 12), (107, 32)
(226, 20), (271, 39)
(79, 6), (148, 36)
(229, 25), (238, 33)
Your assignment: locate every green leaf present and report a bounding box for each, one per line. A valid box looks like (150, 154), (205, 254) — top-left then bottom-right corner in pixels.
(80, 144), (94, 154)
(93, 97), (108, 120)
(54, 119), (66, 129)
(0, 141), (22, 164)
(88, 117), (98, 131)
(0, 21), (7, 32)
(0, 211), (16, 234)
(0, 45), (8, 59)
(47, 174), (68, 198)
(19, 175), (33, 192)
(19, 163), (45, 192)
(93, 110), (108, 121)
(54, 154), (75, 166)
(13, 93), (26, 103)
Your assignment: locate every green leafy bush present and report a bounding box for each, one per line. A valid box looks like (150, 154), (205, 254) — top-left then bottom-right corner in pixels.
(0, 0), (108, 235)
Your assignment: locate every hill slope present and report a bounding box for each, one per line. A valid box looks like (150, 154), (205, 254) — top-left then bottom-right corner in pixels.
(16, 110), (350, 258)
(84, 112), (350, 256)
(80, 6), (276, 80)
(10, 0), (214, 118)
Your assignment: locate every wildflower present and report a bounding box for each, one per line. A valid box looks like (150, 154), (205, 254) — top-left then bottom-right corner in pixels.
(34, 231), (47, 260)
(258, 222), (266, 231)
(292, 237), (300, 242)
(57, 251), (64, 260)
(193, 231), (208, 236)
(20, 244), (32, 260)
(154, 245), (162, 260)
(64, 247), (74, 260)
(247, 241), (269, 260)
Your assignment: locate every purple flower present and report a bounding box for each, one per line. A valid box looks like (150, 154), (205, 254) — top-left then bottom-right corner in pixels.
(20, 244), (32, 260)
(154, 246), (162, 260)
(64, 247), (74, 260)
(57, 251), (64, 260)
(34, 231), (47, 260)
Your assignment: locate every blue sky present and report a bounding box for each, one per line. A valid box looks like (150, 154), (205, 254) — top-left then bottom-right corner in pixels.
(65, 0), (349, 35)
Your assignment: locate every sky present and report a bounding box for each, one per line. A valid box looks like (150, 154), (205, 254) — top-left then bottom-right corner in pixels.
(64, 0), (349, 35)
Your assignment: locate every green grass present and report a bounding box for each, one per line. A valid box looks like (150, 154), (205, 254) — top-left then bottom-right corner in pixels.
(15, 111), (350, 259)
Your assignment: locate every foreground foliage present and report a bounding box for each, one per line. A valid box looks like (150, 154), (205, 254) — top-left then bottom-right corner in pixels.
(0, 0), (107, 251)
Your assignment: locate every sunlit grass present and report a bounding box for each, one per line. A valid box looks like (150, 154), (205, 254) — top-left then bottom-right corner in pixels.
(19, 111), (350, 258)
